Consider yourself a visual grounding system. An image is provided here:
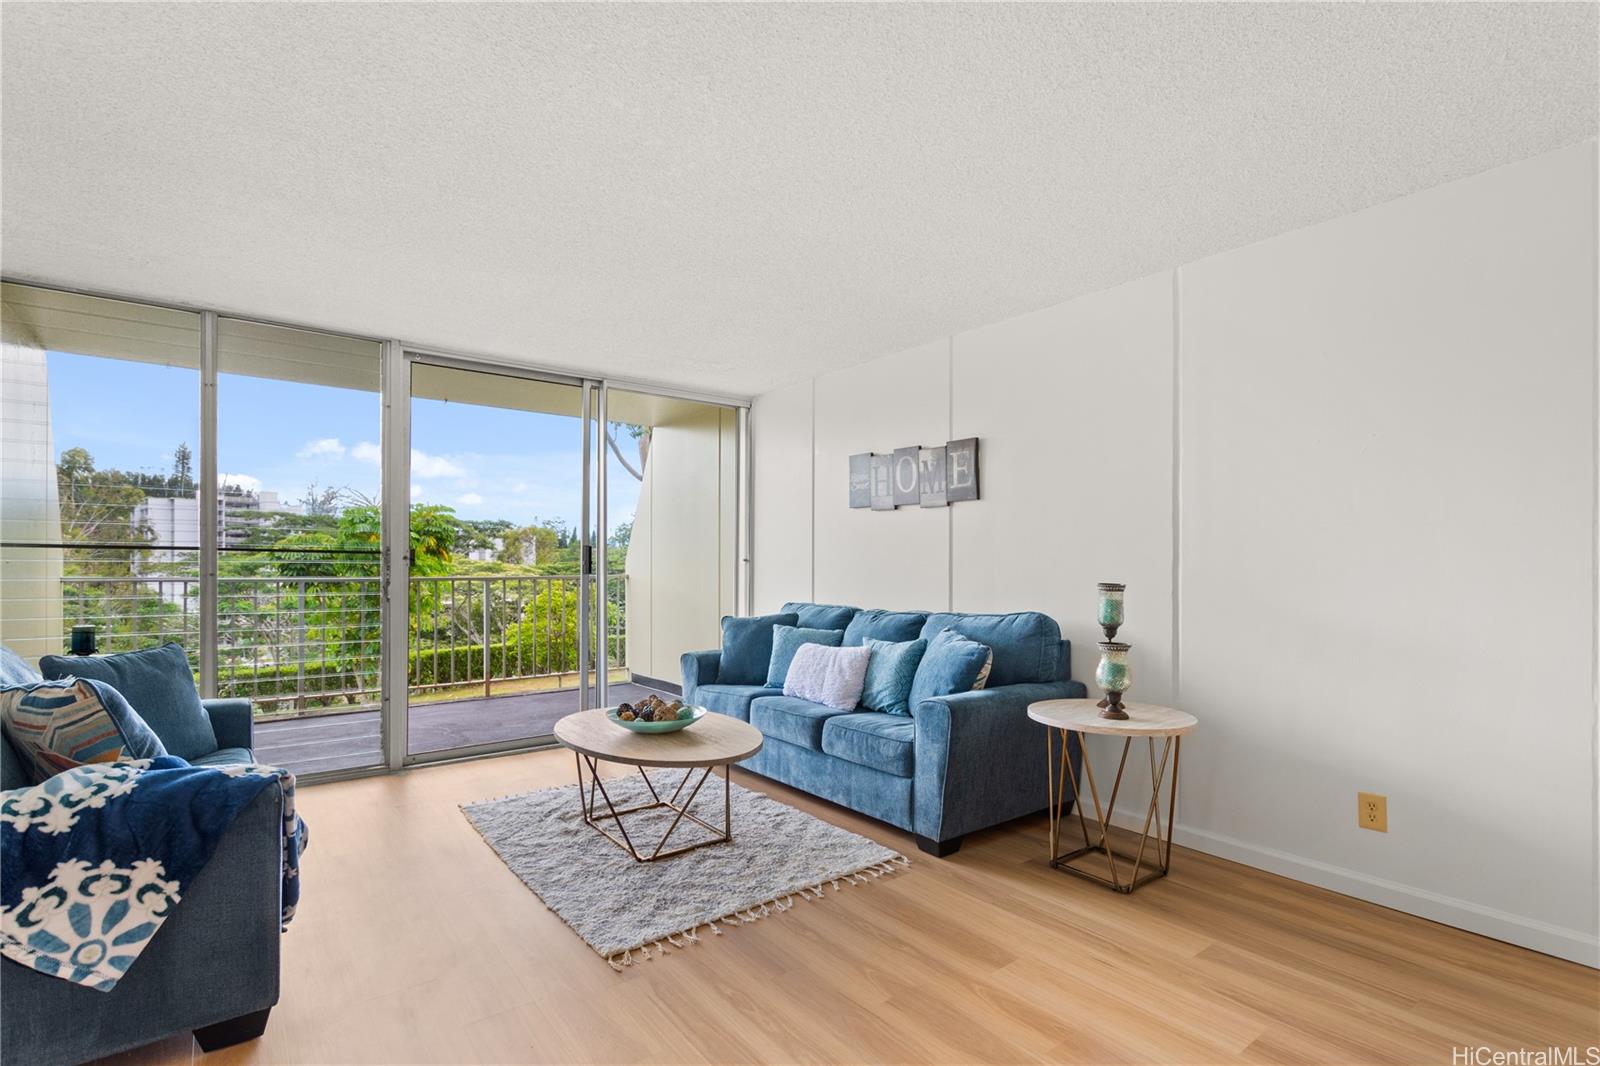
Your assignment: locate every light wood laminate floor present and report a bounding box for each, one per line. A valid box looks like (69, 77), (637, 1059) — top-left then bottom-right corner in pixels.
(100, 748), (1598, 1066)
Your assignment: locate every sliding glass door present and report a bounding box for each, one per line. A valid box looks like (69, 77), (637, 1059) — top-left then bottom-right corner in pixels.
(393, 369), (743, 762)
(403, 359), (602, 758)
(215, 320), (384, 774)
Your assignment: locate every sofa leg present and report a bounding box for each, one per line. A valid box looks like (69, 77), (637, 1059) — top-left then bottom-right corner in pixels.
(194, 1007), (272, 1052)
(915, 834), (963, 858)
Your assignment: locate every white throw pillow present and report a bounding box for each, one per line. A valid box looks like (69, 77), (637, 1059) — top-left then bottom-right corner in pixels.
(782, 643), (872, 711)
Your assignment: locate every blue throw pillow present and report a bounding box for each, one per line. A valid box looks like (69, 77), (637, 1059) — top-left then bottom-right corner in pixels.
(41, 643), (217, 760)
(766, 625), (844, 687)
(908, 629), (994, 711)
(861, 638), (928, 716)
(0, 678), (168, 783)
(718, 613), (799, 686)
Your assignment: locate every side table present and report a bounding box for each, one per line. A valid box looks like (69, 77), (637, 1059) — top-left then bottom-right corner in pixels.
(1026, 699), (1197, 893)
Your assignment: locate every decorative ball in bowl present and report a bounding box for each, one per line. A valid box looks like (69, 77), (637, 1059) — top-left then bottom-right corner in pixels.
(607, 695), (705, 733)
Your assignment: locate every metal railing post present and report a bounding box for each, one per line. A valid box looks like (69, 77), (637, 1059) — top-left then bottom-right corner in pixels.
(482, 579), (491, 698)
(296, 579), (307, 712)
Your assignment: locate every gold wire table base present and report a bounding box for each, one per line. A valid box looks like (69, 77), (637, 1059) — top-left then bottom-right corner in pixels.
(1047, 727), (1181, 894)
(574, 753), (733, 862)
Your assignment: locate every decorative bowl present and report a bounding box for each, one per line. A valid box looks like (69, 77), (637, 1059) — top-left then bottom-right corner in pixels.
(606, 705), (706, 734)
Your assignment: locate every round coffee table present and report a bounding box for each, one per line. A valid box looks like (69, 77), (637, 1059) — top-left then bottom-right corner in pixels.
(553, 708), (763, 863)
(1027, 699), (1198, 893)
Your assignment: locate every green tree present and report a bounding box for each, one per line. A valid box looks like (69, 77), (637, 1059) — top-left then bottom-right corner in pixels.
(170, 443), (194, 491)
(57, 447), (150, 548)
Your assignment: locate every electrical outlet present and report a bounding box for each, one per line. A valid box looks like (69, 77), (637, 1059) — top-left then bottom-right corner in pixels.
(1358, 792), (1388, 832)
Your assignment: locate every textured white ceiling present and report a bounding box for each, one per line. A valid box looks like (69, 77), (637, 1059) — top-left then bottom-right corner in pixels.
(2, 3), (1594, 398)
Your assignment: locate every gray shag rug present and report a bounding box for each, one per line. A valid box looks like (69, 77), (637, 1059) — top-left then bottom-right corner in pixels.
(462, 774), (906, 968)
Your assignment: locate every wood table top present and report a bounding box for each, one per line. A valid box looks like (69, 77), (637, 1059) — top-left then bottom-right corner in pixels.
(1027, 699), (1198, 737)
(552, 708), (764, 768)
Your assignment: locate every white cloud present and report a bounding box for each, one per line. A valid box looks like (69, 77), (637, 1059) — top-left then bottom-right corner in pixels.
(457, 492), (484, 506)
(219, 473), (262, 493)
(412, 449), (466, 479)
(410, 484), (422, 499)
(352, 441), (466, 480)
(296, 437), (345, 460)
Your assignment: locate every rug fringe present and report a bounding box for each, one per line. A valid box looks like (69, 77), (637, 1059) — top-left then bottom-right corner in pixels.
(602, 856), (909, 972)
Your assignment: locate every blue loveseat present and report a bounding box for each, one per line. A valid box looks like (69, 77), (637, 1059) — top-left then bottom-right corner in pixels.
(1, 646), (284, 1066)
(681, 604), (1085, 856)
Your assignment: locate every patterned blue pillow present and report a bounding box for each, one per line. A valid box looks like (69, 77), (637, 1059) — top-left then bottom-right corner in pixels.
(861, 638), (928, 716)
(41, 643), (215, 761)
(0, 678), (168, 784)
(766, 625), (844, 687)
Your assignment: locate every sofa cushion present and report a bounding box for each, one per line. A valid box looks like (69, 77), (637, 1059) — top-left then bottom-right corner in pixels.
(766, 625), (844, 687)
(919, 612), (1061, 686)
(843, 609), (928, 647)
(860, 638), (928, 716)
(781, 602), (860, 631)
(191, 746), (256, 768)
(717, 613), (799, 685)
(0, 677), (168, 783)
(41, 643), (218, 761)
(909, 629), (994, 709)
(821, 713), (916, 778)
(695, 684), (782, 722)
(750, 695), (851, 751)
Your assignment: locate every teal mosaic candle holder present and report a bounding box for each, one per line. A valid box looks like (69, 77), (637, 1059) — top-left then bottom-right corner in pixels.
(1096, 640), (1131, 720)
(1096, 582), (1125, 640)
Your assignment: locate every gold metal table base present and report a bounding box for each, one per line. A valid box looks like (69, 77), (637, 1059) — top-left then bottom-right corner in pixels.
(574, 753), (733, 862)
(1047, 727), (1181, 894)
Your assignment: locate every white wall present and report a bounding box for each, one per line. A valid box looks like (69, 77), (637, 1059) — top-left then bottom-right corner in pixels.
(750, 140), (1599, 966)
(751, 380), (813, 613)
(0, 332), (63, 661)
(811, 339), (953, 611)
(624, 405), (739, 683)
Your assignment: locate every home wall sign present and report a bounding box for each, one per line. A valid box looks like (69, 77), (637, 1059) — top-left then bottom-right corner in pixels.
(848, 438), (979, 509)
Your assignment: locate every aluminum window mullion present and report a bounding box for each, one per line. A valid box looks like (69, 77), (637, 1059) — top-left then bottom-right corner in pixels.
(596, 384), (608, 709)
(381, 341), (410, 770)
(578, 382), (593, 711)
(199, 311), (218, 697)
(737, 405), (752, 617)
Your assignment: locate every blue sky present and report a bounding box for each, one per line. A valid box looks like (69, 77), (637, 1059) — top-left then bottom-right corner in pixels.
(47, 352), (639, 531)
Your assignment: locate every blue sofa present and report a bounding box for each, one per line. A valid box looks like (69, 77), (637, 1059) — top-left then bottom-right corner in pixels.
(682, 603), (1085, 856)
(1, 646), (284, 1066)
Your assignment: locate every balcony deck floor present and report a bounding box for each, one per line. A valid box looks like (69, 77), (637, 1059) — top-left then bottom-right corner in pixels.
(254, 681), (673, 775)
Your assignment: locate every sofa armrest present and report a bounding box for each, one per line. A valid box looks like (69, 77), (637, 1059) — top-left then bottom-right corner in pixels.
(0, 783), (283, 1066)
(910, 680), (1086, 843)
(680, 650), (721, 703)
(203, 698), (254, 752)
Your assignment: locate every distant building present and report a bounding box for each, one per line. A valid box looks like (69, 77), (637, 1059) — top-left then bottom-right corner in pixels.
(133, 488), (306, 563)
(132, 496), (203, 562)
(464, 536), (536, 565)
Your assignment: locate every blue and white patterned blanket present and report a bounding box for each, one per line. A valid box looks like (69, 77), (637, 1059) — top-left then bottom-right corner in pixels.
(0, 755), (305, 991)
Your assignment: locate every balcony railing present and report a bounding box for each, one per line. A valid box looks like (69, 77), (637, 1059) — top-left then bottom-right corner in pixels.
(57, 573), (626, 717)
